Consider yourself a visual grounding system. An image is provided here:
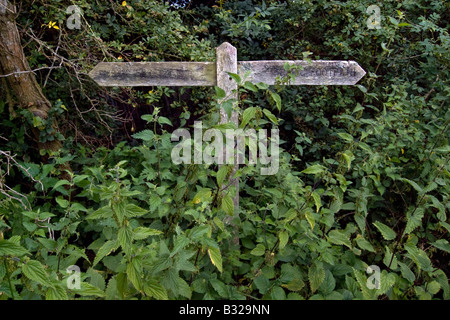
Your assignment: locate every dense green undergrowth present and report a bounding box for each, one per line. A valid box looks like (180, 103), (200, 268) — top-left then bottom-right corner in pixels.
(0, 0), (449, 300)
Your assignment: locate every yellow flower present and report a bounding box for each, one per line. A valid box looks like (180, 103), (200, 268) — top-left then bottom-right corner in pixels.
(42, 21), (59, 30)
(118, 55), (123, 60)
(122, 1), (127, 6)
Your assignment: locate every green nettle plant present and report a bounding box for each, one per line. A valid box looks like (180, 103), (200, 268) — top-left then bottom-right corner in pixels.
(0, 0), (449, 300)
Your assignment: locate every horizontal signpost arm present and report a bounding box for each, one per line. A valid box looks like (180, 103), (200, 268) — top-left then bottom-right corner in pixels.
(89, 61), (217, 87)
(238, 60), (366, 85)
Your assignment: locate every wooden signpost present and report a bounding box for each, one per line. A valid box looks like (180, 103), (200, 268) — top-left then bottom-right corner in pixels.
(89, 42), (366, 225)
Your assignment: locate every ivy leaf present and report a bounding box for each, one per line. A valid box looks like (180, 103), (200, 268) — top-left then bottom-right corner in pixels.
(208, 246), (223, 273)
(373, 221), (396, 241)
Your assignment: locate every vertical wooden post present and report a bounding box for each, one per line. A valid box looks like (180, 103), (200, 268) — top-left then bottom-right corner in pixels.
(216, 42), (240, 244)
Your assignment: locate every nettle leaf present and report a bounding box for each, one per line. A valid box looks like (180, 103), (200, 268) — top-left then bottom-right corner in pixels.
(87, 206), (114, 220)
(301, 164), (326, 175)
(240, 106), (256, 128)
(308, 261), (325, 293)
(216, 165), (228, 188)
(355, 236), (376, 253)
(251, 244), (266, 256)
(254, 274), (271, 294)
(93, 240), (119, 267)
(221, 194), (234, 216)
(373, 221), (396, 241)
(327, 230), (351, 248)
(210, 278), (228, 298)
(73, 282), (106, 298)
(144, 279), (168, 300)
(401, 178), (423, 193)
(398, 262), (416, 284)
(214, 86), (226, 99)
(133, 227), (162, 240)
(132, 129), (155, 141)
(0, 239), (29, 257)
(278, 231), (289, 250)
(126, 203), (148, 218)
(118, 225), (133, 254)
(404, 207), (425, 234)
(45, 284), (68, 300)
(208, 246), (223, 273)
(127, 257), (143, 291)
(269, 91), (281, 112)
(404, 244), (433, 272)
(22, 260), (54, 288)
(432, 239), (450, 253)
(337, 132), (354, 142)
(262, 108), (278, 125)
(311, 191), (322, 213)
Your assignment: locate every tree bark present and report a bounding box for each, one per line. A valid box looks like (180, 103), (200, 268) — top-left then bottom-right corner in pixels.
(0, 0), (63, 154)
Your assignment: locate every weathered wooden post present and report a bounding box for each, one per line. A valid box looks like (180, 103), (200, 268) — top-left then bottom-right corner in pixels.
(89, 43), (367, 244)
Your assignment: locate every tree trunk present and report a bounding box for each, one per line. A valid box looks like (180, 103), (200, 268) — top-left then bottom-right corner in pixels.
(0, 0), (63, 154)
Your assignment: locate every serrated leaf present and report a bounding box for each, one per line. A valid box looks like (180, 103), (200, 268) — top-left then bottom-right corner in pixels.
(118, 226), (133, 254)
(0, 239), (29, 257)
(337, 132), (354, 142)
(251, 244), (266, 256)
(214, 86), (226, 99)
(240, 107), (256, 128)
(22, 260), (54, 288)
(216, 165), (228, 188)
(305, 209), (315, 230)
(46, 284), (68, 300)
(221, 194), (234, 216)
(125, 203), (148, 218)
(144, 279), (168, 300)
(93, 240), (119, 267)
(210, 278), (228, 297)
(311, 191), (322, 213)
(73, 282), (105, 297)
(269, 91), (281, 112)
(308, 261), (325, 293)
(278, 231), (289, 250)
(157, 116), (172, 126)
(127, 257), (143, 291)
(263, 108), (278, 124)
(405, 244), (433, 272)
(133, 227), (162, 240)
(373, 221), (396, 241)
(132, 129), (154, 141)
(302, 164), (326, 175)
(208, 246), (223, 273)
(227, 72), (241, 84)
(243, 81), (258, 92)
(432, 239), (450, 253)
(328, 230), (351, 248)
(398, 262), (415, 284)
(404, 207), (425, 234)
(355, 237), (375, 252)
(87, 206), (114, 220)
(401, 178), (423, 193)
